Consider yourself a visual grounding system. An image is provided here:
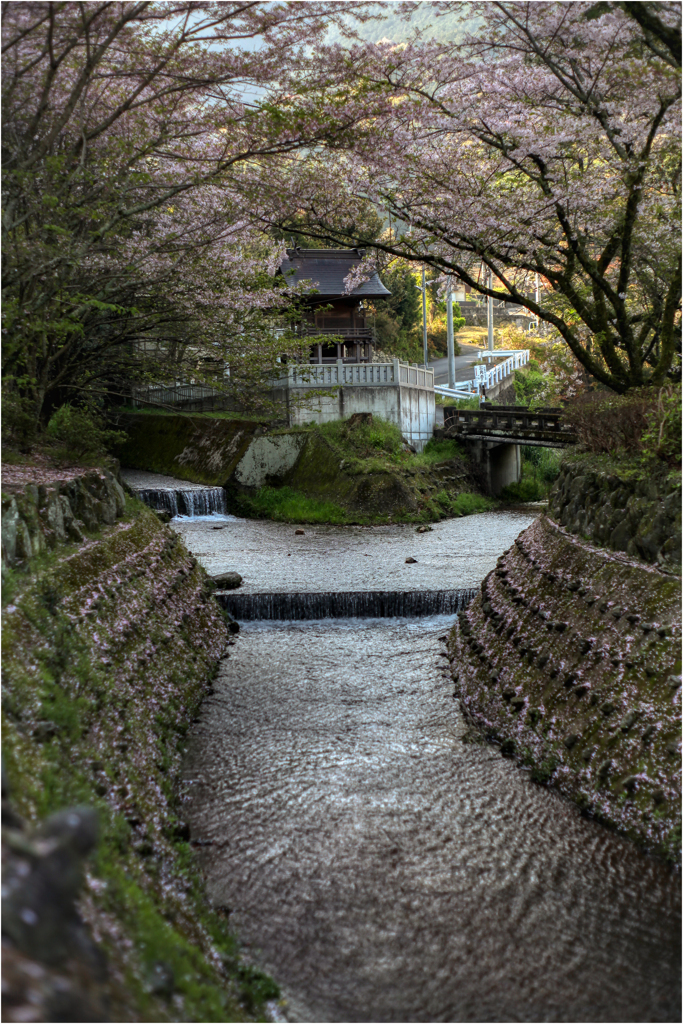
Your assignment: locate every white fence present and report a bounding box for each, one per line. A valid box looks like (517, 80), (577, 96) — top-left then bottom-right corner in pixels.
(435, 349), (529, 402)
(279, 360), (434, 391)
(474, 349), (529, 390)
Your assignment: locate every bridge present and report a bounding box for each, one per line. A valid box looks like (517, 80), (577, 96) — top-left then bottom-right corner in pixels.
(438, 405), (577, 496)
(442, 405), (577, 448)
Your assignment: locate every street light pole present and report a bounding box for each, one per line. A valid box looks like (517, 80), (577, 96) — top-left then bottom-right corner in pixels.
(535, 271), (540, 334)
(487, 267), (494, 352)
(446, 277), (456, 389)
(421, 265), (429, 367)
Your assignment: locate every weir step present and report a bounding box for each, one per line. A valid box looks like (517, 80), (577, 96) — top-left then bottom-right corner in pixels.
(217, 589), (477, 621)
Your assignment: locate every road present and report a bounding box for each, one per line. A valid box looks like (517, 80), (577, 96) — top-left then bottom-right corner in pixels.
(428, 341), (482, 386)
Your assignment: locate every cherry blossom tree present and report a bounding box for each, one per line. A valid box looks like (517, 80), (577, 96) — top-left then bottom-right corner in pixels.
(1, 0), (378, 427)
(272, 1), (681, 393)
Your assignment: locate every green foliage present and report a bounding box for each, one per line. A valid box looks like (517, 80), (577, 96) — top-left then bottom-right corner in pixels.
(370, 261), (424, 359)
(499, 478), (546, 502)
(235, 485), (350, 523)
(436, 394), (480, 410)
(641, 386), (681, 467)
(522, 445), (562, 484)
(46, 404), (127, 463)
(438, 491), (495, 516)
(416, 437), (463, 464)
(514, 367), (547, 404)
(317, 416), (405, 462)
(2, 390), (39, 450)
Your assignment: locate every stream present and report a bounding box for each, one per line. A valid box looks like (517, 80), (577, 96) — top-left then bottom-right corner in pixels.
(157, 487), (682, 1022)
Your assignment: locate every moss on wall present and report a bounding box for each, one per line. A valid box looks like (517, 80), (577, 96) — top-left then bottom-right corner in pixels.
(114, 412), (262, 486)
(548, 454), (681, 568)
(449, 514), (681, 861)
(2, 498), (278, 1021)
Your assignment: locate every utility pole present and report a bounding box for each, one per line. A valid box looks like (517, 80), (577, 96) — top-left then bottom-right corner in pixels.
(421, 265), (429, 367)
(535, 271), (540, 334)
(487, 266), (494, 352)
(446, 277), (456, 389)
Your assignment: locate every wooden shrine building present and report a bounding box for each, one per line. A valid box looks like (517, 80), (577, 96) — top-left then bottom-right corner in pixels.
(279, 248), (390, 363)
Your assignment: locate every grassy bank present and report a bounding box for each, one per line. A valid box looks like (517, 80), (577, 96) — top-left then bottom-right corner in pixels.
(235, 484), (494, 525)
(233, 419), (495, 524)
(2, 498), (278, 1022)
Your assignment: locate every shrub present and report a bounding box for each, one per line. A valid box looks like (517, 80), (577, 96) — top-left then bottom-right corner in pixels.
(46, 404), (127, 463)
(564, 386), (681, 466)
(521, 446), (562, 484)
(235, 486), (349, 524)
(514, 367), (547, 404)
(2, 391), (39, 450)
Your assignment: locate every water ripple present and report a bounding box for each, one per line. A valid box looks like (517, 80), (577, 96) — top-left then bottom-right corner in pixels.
(184, 617), (680, 1023)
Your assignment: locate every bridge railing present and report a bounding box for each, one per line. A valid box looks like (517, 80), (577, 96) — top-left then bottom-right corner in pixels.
(130, 383), (225, 408)
(474, 350), (529, 390)
(443, 404), (577, 445)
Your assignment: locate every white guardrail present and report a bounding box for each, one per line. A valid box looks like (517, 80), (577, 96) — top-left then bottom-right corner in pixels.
(435, 349), (529, 402)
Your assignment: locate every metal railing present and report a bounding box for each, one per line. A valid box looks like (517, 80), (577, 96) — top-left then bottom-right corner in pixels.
(130, 383), (225, 408)
(435, 349), (529, 403)
(474, 349), (529, 390)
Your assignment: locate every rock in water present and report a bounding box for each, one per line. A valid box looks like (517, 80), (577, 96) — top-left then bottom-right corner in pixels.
(295, 529), (305, 536)
(211, 571), (243, 589)
(405, 557), (417, 564)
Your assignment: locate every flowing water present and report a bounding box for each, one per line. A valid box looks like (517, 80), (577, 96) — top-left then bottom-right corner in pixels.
(121, 469), (227, 517)
(153, 480), (681, 1022)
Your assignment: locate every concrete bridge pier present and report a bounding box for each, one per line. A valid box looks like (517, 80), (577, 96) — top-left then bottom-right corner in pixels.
(466, 439), (522, 496)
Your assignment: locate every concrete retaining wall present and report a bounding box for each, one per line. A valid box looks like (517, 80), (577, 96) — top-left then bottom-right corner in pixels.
(283, 383), (435, 451)
(114, 413), (262, 486)
(234, 434), (308, 489)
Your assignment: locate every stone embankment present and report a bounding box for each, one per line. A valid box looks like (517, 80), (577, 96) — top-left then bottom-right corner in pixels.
(549, 457), (681, 568)
(2, 467), (126, 567)
(1, 478), (276, 1022)
(449, 507), (681, 861)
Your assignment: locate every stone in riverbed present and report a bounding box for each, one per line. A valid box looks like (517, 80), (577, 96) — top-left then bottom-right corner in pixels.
(295, 529), (305, 535)
(211, 571), (242, 589)
(405, 557), (417, 564)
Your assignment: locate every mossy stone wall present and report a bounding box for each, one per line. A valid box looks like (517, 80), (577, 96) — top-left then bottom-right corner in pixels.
(548, 457), (681, 569)
(449, 514), (681, 861)
(2, 498), (276, 1021)
(115, 413), (262, 486)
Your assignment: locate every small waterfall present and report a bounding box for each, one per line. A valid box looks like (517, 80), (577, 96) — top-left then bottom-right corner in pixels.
(134, 487), (226, 517)
(217, 589), (477, 621)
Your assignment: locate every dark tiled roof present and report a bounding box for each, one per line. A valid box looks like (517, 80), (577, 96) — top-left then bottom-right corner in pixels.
(279, 248), (391, 299)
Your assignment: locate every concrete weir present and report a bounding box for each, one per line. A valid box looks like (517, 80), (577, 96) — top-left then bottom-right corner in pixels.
(217, 588), (477, 620)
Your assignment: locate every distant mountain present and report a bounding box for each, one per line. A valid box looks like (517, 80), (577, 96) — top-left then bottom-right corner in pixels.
(326, 3), (481, 46)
